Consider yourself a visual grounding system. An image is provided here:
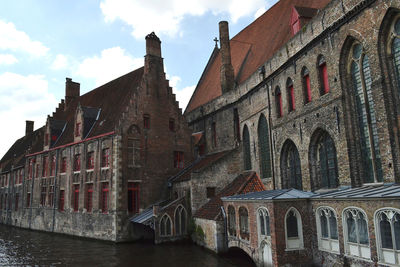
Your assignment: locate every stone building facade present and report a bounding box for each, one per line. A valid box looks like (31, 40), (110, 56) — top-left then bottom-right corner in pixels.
(0, 32), (192, 242)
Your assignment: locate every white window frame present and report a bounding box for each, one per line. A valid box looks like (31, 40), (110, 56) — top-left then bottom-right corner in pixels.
(257, 207), (271, 245)
(159, 214), (172, 237)
(315, 206), (340, 254)
(342, 207), (370, 259)
(374, 208), (400, 266)
(284, 207), (304, 250)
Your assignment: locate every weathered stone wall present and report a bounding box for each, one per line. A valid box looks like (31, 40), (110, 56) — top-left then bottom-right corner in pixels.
(193, 218), (226, 253)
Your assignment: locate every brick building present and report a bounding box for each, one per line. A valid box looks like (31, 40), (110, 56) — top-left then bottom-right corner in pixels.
(168, 0), (400, 266)
(0, 32), (192, 242)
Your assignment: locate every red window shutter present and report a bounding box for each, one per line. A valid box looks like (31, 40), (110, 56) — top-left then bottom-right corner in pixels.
(305, 75), (311, 103)
(59, 190), (65, 211)
(101, 183), (109, 213)
(321, 63), (330, 93)
(86, 184), (93, 212)
(73, 185), (79, 211)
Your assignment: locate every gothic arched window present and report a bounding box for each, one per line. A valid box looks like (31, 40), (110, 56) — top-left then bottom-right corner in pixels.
(281, 140), (302, 190)
(392, 18), (400, 100)
(343, 207), (370, 259)
(243, 125), (252, 170)
(310, 130), (339, 190)
(174, 205), (187, 236)
(258, 115), (271, 178)
(287, 78), (295, 112)
(375, 208), (400, 265)
(316, 207), (339, 253)
(275, 86), (283, 118)
(349, 43), (383, 183)
(239, 207), (249, 240)
(258, 208), (271, 241)
(285, 208), (303, 250)
(160, 214), (172, 237)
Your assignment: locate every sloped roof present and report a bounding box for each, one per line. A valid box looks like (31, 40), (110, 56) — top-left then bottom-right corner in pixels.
(0, 127), (44, 172)
(194, 171), (266, 220)
(222, 188), (315, 201)
(312, 183), (400, 199)
(185, 0), (330, 113)
(170, 150), (232, 183)
(52, 67), (144, 146)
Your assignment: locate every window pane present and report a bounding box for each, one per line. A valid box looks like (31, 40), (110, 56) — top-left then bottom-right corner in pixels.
(347, 215), (357, 243)
(259, 211), (265, 236)
(243, 127), (251, 170)
(287, 212), (298, 238)
(266, 214), (271, 236)
(320, 213), (328, 238)
(329, 211), (338, 240)
(394, 214), (400, 250)
(258, 116), (271, 178)
(380, 215), (393, 249)
(358, 215), (369, 245)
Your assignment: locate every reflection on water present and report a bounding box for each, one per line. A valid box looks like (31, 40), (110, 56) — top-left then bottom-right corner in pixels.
(0, 224), (255, 267)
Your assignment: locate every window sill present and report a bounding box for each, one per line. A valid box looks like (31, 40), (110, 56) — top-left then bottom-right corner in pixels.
(343, 253), (372, 262)
(285, 247), (304, 252)
(86, 169), (94, 172)
(73, 171), (81, 174)
(101, 167), (110, 170)
(318, 246), (340, 255)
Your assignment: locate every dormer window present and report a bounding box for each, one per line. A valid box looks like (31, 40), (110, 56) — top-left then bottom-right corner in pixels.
(75, 122), (81, 137)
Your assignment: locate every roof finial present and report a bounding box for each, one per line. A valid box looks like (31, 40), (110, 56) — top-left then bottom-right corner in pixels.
(213, 37), (219, 47)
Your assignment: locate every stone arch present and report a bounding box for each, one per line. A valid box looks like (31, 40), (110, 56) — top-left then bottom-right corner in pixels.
(309, 128), (339, 191)
(377, 8), (400, 182)
(227, 246), (256, 265)
(339, 35), (383, 186)
(280, 139), (302, 190)
(257, 114), (272, 179)
(243, 124), (252, 170)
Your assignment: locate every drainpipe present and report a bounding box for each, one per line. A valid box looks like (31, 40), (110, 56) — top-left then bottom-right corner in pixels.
(220, 206), (228, 252)
(29, 158), (35, 229)
(51, 149), (60, 232)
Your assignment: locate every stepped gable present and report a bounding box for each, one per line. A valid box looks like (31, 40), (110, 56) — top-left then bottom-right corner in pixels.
(194, 171), (265, 220)
(185, 0), (330, 113)
(169, 150), (232, 183)
(53, 67), (144, 146)
(0, 127), (44, 171)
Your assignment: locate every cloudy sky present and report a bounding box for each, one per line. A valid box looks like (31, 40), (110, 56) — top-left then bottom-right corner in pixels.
(0, 0), (278, 158)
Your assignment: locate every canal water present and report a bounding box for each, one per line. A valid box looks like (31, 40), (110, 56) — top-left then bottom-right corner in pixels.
(0, 225), (255, 266)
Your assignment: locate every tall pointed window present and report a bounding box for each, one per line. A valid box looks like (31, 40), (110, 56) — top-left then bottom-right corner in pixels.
(275, 86), (283, 118)
(174, 205), (187, 236)
(287, 78), (295, 112)
(285, 208), (304, 250)
(281, 140), (302, 190)
(160, 214), (172, 237)
(258, 208), (271, 241)
(318, 55), (330, 95)
(350, 43), (383, 183)
(243, 125), (251, 170)
(316, 207), (339, 253)
(233, 108), (240, 142)
(302, 67), (312, 104)
(375, 208), (400, 265)
(258, 115), (271, 178)
(239, 207), (249, 240)
(392, 18), (400, 101)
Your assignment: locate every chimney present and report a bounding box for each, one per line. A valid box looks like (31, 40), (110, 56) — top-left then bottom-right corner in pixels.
(65, 78), (80, 110)
(219, 21), (235, 93)
(26, 120), (34, 136)
(145, 32), (161, 58)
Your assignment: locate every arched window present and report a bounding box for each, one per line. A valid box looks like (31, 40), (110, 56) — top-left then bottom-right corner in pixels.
(287, 78), (295, 112)
(243, 125), (252, 170)
(302, 67), (312, 104)
(343, 208), (370, 259)
(281, 140), (302, 190)
(318, 55), (330, 95)
(349, 43), (383, 183)
(316, 207), (339, 253)
(174, 205), (187, 236)
(310, 130), (339, 190)
(258, 208), (271, 242)
(375, 208), (400, 265)
(228, 206), (236, 236)
(258, 115), (272, 178)
(160, 214), (172, 237)
(233, 108), (240, 142)
(239, 207), (249, 240)
(275, 86), (283, 118)
(391, 18), (400, 101)
(285, 208), (303, 250)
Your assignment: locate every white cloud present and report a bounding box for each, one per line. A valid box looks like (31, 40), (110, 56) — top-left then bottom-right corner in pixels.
(0, 20), (49, 57)
(51, 54), (68, 70)
(254, 7), (266, 19)
(0, 54), (18, 65)
(76, 46), (143, 86)
(100, 0), (277, 39)
(174, 85), (195, 111)
(0, 72), (57, 158)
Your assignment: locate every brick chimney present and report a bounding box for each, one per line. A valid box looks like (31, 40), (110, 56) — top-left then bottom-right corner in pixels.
(65, 78), (80, 110)
(144, 32), (165, 96)
(26, 120), (34, 136)
(219, 21), (235, 93)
